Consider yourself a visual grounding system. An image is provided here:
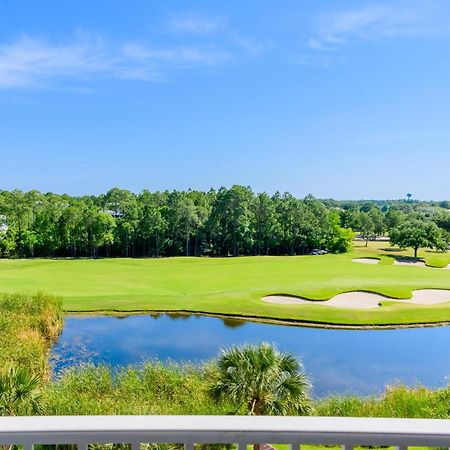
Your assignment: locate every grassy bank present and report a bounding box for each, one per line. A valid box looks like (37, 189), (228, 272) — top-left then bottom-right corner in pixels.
(0, 292), (63, 378)
(0, 243), (449, 326)
(44, 363), (450, 419)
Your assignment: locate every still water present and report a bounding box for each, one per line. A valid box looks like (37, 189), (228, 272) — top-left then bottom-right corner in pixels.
(51, 314), (450, 397)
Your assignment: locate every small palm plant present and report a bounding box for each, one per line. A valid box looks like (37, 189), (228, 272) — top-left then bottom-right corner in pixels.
(209, 343), (311, 416)
(0, 366), (46, 416)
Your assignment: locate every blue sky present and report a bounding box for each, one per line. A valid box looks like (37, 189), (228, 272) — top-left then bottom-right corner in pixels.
(0, 0), (449, 199)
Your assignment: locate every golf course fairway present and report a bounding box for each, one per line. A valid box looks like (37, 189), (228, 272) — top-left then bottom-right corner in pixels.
(0, 244), (449, 328)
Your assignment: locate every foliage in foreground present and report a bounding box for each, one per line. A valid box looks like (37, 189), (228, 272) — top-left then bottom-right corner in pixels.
(316, 385), (450, 419)
(210, 343), (311, 415)
(0, 292), (63, 378)
(0, 366), (46, 416)
(41, 362), (450, 419)
(44, 363), (230, 415)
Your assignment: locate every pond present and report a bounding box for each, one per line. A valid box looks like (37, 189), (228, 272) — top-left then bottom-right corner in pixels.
(51, 314), (450, 397)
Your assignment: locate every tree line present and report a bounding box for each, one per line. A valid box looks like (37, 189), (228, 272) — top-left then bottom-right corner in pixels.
(0, 187), (448, 259)
(0, 187), (354, 258)
(337, 201), (450, 256)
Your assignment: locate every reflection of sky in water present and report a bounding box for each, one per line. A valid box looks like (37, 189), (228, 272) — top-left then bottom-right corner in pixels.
(51, 314), (450, 397)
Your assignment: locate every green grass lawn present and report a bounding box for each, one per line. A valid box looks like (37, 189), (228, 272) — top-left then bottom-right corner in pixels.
(0, 243), (449, 327)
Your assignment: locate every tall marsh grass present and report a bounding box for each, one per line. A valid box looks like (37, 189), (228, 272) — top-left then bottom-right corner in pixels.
(0, 292), (63, 378)
(44, 363), (450, 418)
(316, 385), (450, 418)
(44, 363), (231, 415)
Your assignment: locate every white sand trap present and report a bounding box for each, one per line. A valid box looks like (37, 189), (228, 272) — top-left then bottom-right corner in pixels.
(352, 258), (380, 265)
(321, 292), (385, 309)
(394, 259), (427, 267)
(261, 295), (312, 305)
(262, 292), (384, 309)
(405, 289), (450, 305)
(262, 289), (450, 309)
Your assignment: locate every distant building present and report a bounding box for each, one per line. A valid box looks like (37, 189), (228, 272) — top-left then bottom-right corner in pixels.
(104, 209), (124, 218)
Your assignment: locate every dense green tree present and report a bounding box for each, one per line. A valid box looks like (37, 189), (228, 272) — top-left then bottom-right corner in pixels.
(138, 191), (168, 257)
(1, 187), (445, 259)
(359, 212), (375, 246)
(174, 193), (200, 256)
(368, 207), (385, 237)
(208, 186), (255, 256)
(105, 188), (139, 257)
(390, 219), (442, 258)
(328, 212), (354, 253)
(385, 209), (405, 230)
(253, 193), (280, 255)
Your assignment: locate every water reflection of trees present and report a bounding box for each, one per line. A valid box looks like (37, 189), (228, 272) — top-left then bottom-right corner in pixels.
(222, 318), (246, 328)
(166, 313), (190, 320)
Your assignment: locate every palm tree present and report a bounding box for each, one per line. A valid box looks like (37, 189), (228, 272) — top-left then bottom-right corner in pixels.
(0, 366), (46, 416)
(210, 343), (311, 416)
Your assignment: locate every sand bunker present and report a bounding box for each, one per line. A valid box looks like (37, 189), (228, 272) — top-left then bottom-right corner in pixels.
(352, 257), (450, 269)
(352, 258), (380, 265)
(262, 289), (450, 310)
(394, 259), (427, 268)
(405, 289), (450, 305)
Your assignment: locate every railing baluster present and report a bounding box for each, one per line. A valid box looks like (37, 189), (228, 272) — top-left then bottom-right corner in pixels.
(77, 441), (88, 450)
(131, 442), (141, 450)
(237, 442), (247, 450)
(184, 442), (194, 450)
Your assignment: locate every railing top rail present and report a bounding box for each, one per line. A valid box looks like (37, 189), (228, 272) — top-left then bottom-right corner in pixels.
(0, 416), (449, 436)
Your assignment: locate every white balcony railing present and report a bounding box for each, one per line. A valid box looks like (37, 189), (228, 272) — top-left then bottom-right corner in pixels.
(0, 416), (449, 450)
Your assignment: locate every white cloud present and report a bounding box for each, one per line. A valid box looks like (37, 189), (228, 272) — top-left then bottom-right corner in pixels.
(167, 14), (225, 34)
(0, 34), (113, 88)
(167, 13), (269, 57)
(122, 43), (230, 67)
(0, 34), (232, 89)
(309, 1), (450, 49)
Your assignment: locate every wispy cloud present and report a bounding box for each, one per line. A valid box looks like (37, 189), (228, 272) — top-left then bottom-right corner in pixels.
(308, 1), (450, 49)
(0, 33), (232, 89)
(167, 14), (225, 34)
(0, 34), (112, 88)
(122, 43), (230, 68)
(167, 13), (270, 57)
